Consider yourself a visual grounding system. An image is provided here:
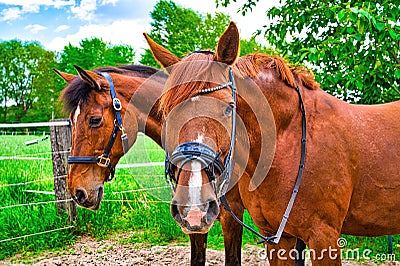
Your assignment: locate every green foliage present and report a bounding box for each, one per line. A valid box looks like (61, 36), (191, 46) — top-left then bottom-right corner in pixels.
(0, 136), (74, 259)
(217, 0), (260, 16)
(57, 38), (135, 74)
(0, 37), (135, 123)
(217, 0), (400, 104)
(0, 40), (58, 122)
(140, 0), (231, 67)
(54, 38), (136, 117)
(239, 37), (274, 56)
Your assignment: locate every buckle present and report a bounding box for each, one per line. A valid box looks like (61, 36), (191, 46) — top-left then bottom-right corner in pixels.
(112, 98), (122, 111)
(97, 155), (110, 168)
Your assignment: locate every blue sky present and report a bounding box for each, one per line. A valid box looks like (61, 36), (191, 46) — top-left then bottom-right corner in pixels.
(0, 0), (277, 60)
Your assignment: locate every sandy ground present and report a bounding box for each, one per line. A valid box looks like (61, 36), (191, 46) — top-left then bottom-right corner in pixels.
(1, 235), (399, 266)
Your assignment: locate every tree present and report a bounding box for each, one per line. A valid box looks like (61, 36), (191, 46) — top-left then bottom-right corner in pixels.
(58, 38), (135, 74)
(217, 0), (400, 104)
(240, 37), (274, 56)
(140, 0), (231, 67)
(29, 49), (62, 122)
(55, 38), (136, 117)
(0, 40), (57, 122)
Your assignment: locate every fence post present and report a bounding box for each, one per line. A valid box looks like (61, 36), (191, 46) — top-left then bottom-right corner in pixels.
(49, 119), (76, 223)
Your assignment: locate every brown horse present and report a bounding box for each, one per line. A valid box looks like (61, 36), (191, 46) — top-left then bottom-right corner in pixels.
(145, 21), (400, 265)
(55, 64), (245, 265)
(55, 65), (164, 210)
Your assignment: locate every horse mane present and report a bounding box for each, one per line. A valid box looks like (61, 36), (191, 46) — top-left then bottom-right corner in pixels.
(160, 53), (319, 115)
(60, 65), (159, 113)
(237, 53), (320, 90)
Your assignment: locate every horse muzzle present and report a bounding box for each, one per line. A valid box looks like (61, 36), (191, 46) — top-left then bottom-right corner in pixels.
(71, 185), (104, 210)
(171, 199), (219, 234)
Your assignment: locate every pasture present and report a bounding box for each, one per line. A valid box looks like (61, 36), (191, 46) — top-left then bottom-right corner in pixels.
(0, 134), (398, 263)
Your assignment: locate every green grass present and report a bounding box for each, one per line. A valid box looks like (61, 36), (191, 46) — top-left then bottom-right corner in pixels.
(0, 134), (398, 262)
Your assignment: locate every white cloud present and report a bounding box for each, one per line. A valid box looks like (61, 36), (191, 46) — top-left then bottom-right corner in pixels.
(99, 0), (119, 5)
(25, 24), (47, 33)
(69, 0), (120, 21)
(174, 0), (279, 40)
(55, 25), (70, 32)
(0, 7), (22, 21)
(70, 0), (97, 21)
(45, 1), (277, 54)
(0, 0), (74, 21)
(46, 18), (150, 57)
(0, 0), (74, 8)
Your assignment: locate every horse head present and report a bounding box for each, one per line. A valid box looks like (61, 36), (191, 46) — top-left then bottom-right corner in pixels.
(54, 65), (162, 210)
(145, 22), (241, 233)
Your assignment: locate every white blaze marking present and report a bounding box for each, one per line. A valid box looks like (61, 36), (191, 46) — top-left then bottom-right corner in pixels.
(194, 134), (204, 143)
(187, 133), (204, 206)
(189, 161), (202, 206)
(73, 104), (81, 129)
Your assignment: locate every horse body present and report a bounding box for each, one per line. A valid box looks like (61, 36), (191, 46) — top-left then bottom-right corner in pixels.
(239, 67), (400, 262)
(144, 21), (400, 265)
(343, 101), (400, 235)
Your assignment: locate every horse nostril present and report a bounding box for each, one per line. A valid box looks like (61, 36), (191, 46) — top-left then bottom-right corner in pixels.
(97, 186), (103, 200)
(206, 200), (220, 223)
(171, 202), (182, 223)
(75, 189), (87, 204)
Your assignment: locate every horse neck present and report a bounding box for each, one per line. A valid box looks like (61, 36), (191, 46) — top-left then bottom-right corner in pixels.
(233, 73), (305, 180)
(254, 76), (302, 135)
(139, 103), (163, 147)
(118, 75), (164, 146)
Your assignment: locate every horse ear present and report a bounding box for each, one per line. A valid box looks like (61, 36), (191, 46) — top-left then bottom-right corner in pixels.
(143, 33), (180, 69)
(53, 68), (76, 83)
(73, 65), (104, 90)
(215, 21), (240, 65)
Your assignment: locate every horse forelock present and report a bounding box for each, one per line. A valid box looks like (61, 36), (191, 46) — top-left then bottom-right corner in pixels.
(160, 53), (219, 115)
(60, 77), (91, 114)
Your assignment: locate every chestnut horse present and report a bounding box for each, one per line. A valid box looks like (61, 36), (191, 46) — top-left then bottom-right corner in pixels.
(55, 65), (246, 265)
(145, 21), (400, 265)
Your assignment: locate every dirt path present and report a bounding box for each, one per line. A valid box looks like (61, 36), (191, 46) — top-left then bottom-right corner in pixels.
(2, 235), (398, 265)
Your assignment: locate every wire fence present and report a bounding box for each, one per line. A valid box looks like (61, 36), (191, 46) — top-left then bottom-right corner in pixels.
(0, 168), (168, 245)
(1, 131), (48, 136)
(0, 124), (168, 247)
(1, 122), (396, 260)
(0, 226), (75, 243)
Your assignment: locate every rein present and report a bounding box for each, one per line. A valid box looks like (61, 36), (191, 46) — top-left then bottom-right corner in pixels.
(220, 79), (307, 245)
(67, 72), (129, 182)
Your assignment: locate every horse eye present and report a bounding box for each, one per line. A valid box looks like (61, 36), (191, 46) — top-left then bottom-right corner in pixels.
(224, 104), (234, 116)
(89, 116), (103, 127)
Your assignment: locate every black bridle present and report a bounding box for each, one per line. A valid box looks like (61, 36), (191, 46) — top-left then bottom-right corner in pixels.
(164, 59), (307, 245)
(67, 72), (129, 182)
(164, 66), (237, 199)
